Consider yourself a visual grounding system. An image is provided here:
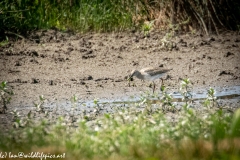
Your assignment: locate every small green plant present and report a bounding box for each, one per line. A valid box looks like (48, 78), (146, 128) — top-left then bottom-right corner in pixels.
(10, 109), (21, 122)
(69, 95), (78, 125)
(139, 92), (154, 114)
(160, 85), (176, 112)
(160, 32), (177, 51)
(160, 19), (190, 51)
(204, 87), (219, 108)
(0, 36), (9, 47)
(33, 95), (46, 113)
(93, 98), (101, 115)
(0, 81), (14, 114)
(179, 79), (193, 108)
(142, 20), (154, 36)
(10, 110), (33, 128)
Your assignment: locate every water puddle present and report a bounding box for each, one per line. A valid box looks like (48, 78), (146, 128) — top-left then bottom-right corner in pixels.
(170, 85), (240, 102)
(44, 85), (240, 111)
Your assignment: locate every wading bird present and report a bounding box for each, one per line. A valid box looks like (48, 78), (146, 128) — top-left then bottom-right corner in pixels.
(129, 67), (171, 93)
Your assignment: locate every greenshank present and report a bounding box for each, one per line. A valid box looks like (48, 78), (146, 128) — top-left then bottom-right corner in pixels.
(129, 67), (171, 93)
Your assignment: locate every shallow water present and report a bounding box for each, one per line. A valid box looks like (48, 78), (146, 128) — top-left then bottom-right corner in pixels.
(44, 85), (240, 112)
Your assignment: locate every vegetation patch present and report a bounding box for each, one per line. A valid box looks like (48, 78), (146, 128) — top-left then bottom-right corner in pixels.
(1, 0), (240, 40)
(0, 80), (239, 160)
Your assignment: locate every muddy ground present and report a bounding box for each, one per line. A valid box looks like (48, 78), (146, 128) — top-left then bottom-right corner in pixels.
(0, 30), (240, 128)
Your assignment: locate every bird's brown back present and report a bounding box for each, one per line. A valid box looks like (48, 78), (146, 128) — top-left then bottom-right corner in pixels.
(141, 67), (171, 76)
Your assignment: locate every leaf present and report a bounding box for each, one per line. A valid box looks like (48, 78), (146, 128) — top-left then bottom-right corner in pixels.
(160, 85), (165, 92)
(2, 81), (7, 87)
(39, 95), (44, 101)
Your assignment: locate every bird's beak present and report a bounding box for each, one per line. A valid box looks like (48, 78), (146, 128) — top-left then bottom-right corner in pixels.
(127, 75), (133, 81)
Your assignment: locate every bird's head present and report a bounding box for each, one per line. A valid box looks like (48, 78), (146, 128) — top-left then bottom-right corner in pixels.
(130, 70), (137, 77)
(127, 70), (137, 81)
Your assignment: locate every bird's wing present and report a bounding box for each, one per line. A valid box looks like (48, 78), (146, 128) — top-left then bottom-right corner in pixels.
(140, 67), (155, 73)
(141, 67), (171, 76)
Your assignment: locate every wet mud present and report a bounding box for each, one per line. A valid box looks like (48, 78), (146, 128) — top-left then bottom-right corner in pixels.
(0, 30), (240, 128)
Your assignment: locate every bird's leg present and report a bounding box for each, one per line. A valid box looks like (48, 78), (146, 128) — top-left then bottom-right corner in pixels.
(161, 78), (164, 86)
(153, 82), (156, 93)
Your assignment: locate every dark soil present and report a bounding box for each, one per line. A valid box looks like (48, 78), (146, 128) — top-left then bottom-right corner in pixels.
(0, 30), (240, 128)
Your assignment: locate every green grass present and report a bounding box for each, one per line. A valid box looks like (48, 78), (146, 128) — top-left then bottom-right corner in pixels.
(1, 0), (240, 40)
(0, 0), (138, 35)
(0, 81), (240, 160)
